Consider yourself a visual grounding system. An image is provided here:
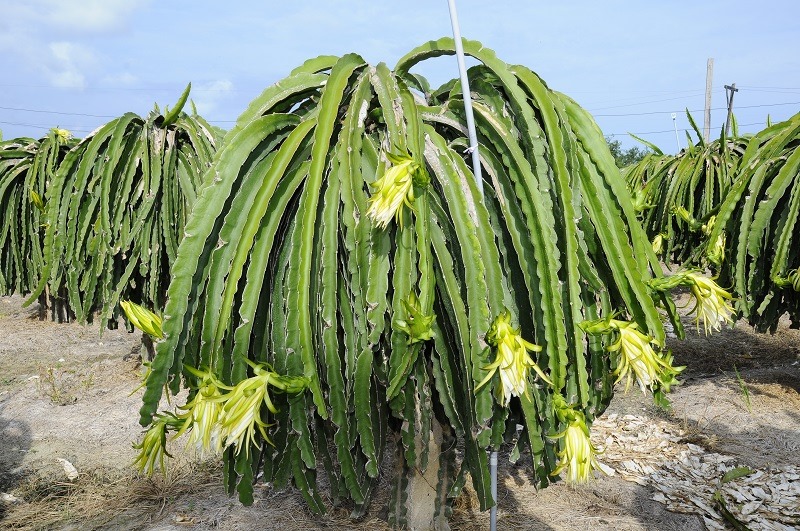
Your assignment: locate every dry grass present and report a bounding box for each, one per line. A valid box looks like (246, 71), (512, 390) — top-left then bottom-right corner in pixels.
(2, 458), (220, 530)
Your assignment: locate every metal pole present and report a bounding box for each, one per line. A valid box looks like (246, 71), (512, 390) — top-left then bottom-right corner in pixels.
(489, 450), (498, 531)
(672, 113), (680, 152)
(446, 0), (484, 196)
(445, 2), (492, 527)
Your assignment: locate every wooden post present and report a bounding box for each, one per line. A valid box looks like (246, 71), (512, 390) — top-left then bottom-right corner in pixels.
(724, 83), (739, 137)
(704, 58), (714, 143)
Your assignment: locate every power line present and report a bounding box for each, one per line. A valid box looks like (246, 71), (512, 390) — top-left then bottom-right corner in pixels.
(606, 121), (766, 137)
(0, 105), (239, 124)
(594, 100), (800, 117)
(0, 84), (239, 92)
(565, 88), (711, 95)
(587, 92), (705, 112)
(738, 85), (800, 90)
(0, 120), (95, 133)
(736, 88), (800, 95)
(0, 82), (710, 97)
(0, 106), (116, 118)
(4, 99), (796, 123)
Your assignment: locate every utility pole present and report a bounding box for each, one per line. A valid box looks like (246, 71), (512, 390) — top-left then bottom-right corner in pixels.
(703, 58), (714, 143)
(724, 83), (739, 137)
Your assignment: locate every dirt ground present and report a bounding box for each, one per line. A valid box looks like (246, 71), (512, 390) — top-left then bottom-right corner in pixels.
(0, 293), (798, 530)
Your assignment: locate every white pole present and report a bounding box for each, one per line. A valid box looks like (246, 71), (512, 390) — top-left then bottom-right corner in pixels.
(672, 113), (680, 153)
(445, 1), (493, 528)
(489, 450), (498, 531)
(446, 0), (484, 197)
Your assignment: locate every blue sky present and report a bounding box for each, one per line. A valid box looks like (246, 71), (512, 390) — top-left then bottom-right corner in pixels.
(1, 0), (798, 153)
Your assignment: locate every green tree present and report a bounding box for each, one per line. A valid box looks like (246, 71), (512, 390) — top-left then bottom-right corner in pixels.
(607, 137), (650, 168)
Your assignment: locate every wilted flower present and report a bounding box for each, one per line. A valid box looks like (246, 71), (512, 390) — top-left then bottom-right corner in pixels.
(394, 292), (435, 345)
(581, 317), (683, 394)
(684, 272), (735, 334)
(121, 300), (163, 339)
(701, 215), (716, 236)
(132, 413), (180, 475)
(476, 309), (551, 406)
(648, 270), (735, 334)
(174, 366), (225, 454)
(217, 361), (309, 456)
(672, 205), (704, 232)
(608, 320), (682, 393)
(366, 151), (429, 229)
(550, 395), (605, 484)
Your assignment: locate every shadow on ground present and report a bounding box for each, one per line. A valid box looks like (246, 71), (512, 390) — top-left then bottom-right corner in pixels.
(0, 400), (32, 519)
(447, 451), (705, 531)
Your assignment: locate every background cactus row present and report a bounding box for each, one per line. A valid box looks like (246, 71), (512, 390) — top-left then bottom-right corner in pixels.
(624, 113), (748, 266)
(0, 87), (220, 328)
(0, 130), (75, 300)
(709, 112), (800, 331)
(625, 111), (800, 331)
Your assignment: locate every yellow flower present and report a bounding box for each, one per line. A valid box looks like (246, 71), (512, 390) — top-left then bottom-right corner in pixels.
(216, 362), (309, 456)
(121, 300), (163, 340)
(476, 310), (551, 407)
(583, 317), (683, 395)
(550, 396), (605, 484)
(648, 270), (735, 334)
(651, 233), (665, 254)
(134, 362), (309, 473)
(132, 413), (179, 476)
(174, 366), (225, 454)
(685, 272), (735, 334)
(51, 127), (72, 142)
(366, 151), (429, 229)
(606, 320), (682, 394)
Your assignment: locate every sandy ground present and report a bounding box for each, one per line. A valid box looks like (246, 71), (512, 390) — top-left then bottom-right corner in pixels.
(0, 294), (798, 530)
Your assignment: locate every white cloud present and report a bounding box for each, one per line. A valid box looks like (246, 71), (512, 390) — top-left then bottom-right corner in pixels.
(191, 80), (235, 115)
(0, 0), (149, 89)
(48, 69), (85, 89)
(41, 41), (97, 89)
(203, 80), (234, 93)
(101, 71), (139, 86)
(40, 0), (151, 34)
